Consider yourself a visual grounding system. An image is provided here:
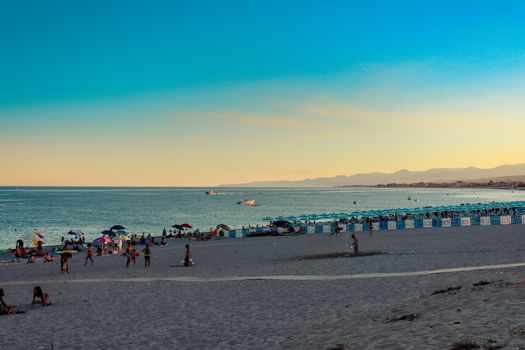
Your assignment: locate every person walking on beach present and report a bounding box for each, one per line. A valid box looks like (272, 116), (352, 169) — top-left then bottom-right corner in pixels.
(184, 244), (192, 266)
(330, 224), (342, 237)
(142, 244), (151, 268)
(368, 219), (373, 237)
(351, 234), (359, 256)
(84, 243), (94, 266)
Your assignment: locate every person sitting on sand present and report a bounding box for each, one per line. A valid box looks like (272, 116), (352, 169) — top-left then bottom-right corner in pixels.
(44, 252), (54, 262)
(0, 288), (14, 315)
(31, 286), (51, 307)
(142, 244), (151, 268)
(184, 244), (192, 267)
(84, 243), (94, 266)
(27, 254), (36, 264)
(351, 234), (359, 256)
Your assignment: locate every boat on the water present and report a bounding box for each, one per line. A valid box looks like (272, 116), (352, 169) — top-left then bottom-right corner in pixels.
(237, 198), (257, 206)
(205, 190), (217, 195)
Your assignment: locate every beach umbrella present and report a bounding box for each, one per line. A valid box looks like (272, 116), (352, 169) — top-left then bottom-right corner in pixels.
(93, 236), (110, 244)
(110, 225), (126, 231)
(67, 229), (84, 236)
(162, 228), (167, 239)
(117, 235), (131, 241)
(181, 223), (193, 229)
(101, 229), (113, 236)
(217, 224), (230, 231)
(31, 231), (45, 247)
(272, 220), (292, 227)
(172, 224), (184, 230)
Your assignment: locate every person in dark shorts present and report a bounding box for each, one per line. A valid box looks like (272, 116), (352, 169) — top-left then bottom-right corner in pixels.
(142, 244), (151, 268)
(125, 245), (133, 268)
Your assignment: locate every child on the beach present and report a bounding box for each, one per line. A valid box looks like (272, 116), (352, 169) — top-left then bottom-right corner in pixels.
(44, 252), (54, 262)
(84, 243), (94, 266)
(184, 244), (192, 267)
(142, 244), (151, 268)
(132, 248), (138, 265)
(60, 252), (71, 273)
(0, 288), (14, 314)
(31, 286), (51, 307)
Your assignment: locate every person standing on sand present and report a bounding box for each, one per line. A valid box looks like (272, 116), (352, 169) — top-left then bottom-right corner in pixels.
(351, 234), (359, 256)
(125, 245), (133, 268)
(14, 246), (21, 262)
(368, 219), (373, 237)
(184, 244), (192, 266)
(84, 243), (94, 266)
(60, 252), (71, 273)
(142, 244), (151, 268)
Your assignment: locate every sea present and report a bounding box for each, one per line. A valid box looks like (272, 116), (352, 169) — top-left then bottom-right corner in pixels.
(1, 186), (525, 249)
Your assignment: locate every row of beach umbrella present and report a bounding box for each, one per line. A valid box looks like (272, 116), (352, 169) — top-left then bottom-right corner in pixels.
(262, 201), (525, 222)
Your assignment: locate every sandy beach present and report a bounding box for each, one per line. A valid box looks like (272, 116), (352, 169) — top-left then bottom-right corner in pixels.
(1, 225), (525, 349)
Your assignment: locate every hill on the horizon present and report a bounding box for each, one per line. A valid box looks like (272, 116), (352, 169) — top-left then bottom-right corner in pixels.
(220, 163), (525, 187)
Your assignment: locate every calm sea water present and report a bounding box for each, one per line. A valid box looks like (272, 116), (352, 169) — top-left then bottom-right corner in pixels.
(1, 186), (525, 248)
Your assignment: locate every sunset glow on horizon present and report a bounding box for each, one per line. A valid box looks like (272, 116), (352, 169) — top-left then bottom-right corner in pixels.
(1, 1), (525, 186)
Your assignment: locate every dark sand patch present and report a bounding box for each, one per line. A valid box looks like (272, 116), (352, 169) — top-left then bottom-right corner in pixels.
(280, 250), (386, 262)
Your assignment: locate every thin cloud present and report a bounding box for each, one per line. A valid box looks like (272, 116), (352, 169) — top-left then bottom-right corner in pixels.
(174, 111), (324, 129)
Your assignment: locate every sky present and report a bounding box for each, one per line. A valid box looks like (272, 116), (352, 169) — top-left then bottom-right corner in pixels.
(1, 0), (525, 186)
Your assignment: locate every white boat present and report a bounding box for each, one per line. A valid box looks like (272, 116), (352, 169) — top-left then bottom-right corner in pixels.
(205, 190), (217, 195)
(237, 198), (257, 206)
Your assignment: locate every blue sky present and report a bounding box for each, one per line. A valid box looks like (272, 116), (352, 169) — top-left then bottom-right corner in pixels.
(1, 1), (525, 185)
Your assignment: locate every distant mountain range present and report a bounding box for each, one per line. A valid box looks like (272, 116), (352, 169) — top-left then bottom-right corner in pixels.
(220, 163), (525, 187)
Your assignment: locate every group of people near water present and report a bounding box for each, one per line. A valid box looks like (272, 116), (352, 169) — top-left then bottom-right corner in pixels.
(10, 233), (194, 272)
(0, 286), (51, 315)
